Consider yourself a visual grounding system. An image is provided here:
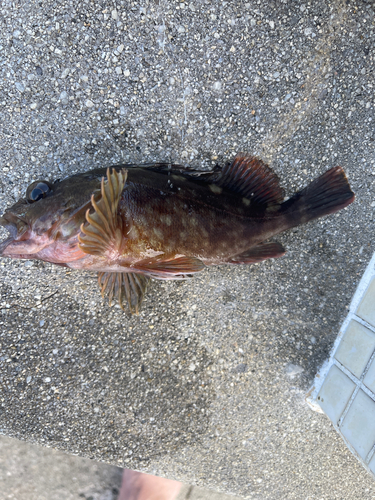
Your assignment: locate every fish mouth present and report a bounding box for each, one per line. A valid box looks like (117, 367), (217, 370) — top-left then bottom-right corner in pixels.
(0, 216), (39, 257)
(0, 216), (17, 256)
(0, 215), (54, 258)
(0, 236), (15, 256)
(0, 216), (18, 237)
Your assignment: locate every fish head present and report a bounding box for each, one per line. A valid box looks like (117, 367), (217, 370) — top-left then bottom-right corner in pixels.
(0, 172), (102, 260)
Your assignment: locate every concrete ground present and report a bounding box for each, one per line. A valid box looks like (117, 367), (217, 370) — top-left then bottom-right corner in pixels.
(0, 0), (375, 498)
(0, 434), (239, 500)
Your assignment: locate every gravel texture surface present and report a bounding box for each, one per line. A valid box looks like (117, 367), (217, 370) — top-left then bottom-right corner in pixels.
(0, 434), (122, 500)
(0, 0), (375, 498)
(0, 434), (239, 500)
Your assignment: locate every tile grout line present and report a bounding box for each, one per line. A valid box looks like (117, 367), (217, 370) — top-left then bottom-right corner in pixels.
(306, 251), (375, 475)
(306, 253), (375, 403)
(336, 382), (360, 429)
(334, 354), (375, 433)
(347, 253), (375, 314)
(352, 314), (375, 336)
(334, 349), (375, 396)
(311, 313), (375, 401)
(366, 442), (375, 465)
(333, 331), (375, 467)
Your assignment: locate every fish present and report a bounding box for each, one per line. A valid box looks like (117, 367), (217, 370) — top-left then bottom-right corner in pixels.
(0, 154), (355, 314)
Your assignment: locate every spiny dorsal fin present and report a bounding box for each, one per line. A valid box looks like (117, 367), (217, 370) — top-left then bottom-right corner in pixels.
(78, 168), (127, 257)
(98, 271), (149, 314)
(134, 162), (222, 177)
(216, 154), (285, 207)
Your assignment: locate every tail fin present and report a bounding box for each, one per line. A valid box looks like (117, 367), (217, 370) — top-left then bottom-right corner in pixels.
(281, 166), (355, 224)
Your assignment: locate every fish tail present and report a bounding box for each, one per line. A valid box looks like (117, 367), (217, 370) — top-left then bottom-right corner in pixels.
(280, 166), (355, 225)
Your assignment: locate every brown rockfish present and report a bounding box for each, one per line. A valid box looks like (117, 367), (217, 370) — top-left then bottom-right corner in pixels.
(0, 154), (355, 313)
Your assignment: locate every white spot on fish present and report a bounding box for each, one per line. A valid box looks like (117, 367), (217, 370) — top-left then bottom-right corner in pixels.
(139, 249), (165, 259)
(209, 184), (223, 194)
(153, 228), (164, 239)
(138, 215), (148, 225)
(242, 197), (251, 206)
(127, 226), (139, 239)
(200, 227), (209, 238)
(164, 215), (172, 226)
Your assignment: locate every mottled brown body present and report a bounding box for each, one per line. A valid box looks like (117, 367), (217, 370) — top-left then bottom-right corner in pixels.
(110, 168), (285, 266)
(0, 154), (355, 313)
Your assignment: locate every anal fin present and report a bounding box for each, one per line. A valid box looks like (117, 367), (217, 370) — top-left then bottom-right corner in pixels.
(134, 256), (205, 280)
(228, 242), (285, 264)
(98, 271), (150, 314)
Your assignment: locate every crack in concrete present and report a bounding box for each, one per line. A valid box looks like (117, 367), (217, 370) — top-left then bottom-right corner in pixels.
(259, 1), (349, 163)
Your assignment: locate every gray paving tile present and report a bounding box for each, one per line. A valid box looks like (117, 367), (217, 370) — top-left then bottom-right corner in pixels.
(334, 320), (375, 379)
(357, 278), (375, 328)
(317, 365), (356, 425)
(340, 390), (375, 460)
(364, 357), (375, 394)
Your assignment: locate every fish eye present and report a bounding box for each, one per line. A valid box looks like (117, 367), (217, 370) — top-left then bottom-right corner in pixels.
(26, 180), (53, 203)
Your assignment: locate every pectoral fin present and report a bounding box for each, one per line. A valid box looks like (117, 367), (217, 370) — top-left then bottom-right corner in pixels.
(228, 242), (286, 264)
(98, 271), (150, 314)
(134, 256), (205, 279)
(78, 168), (127, 257)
